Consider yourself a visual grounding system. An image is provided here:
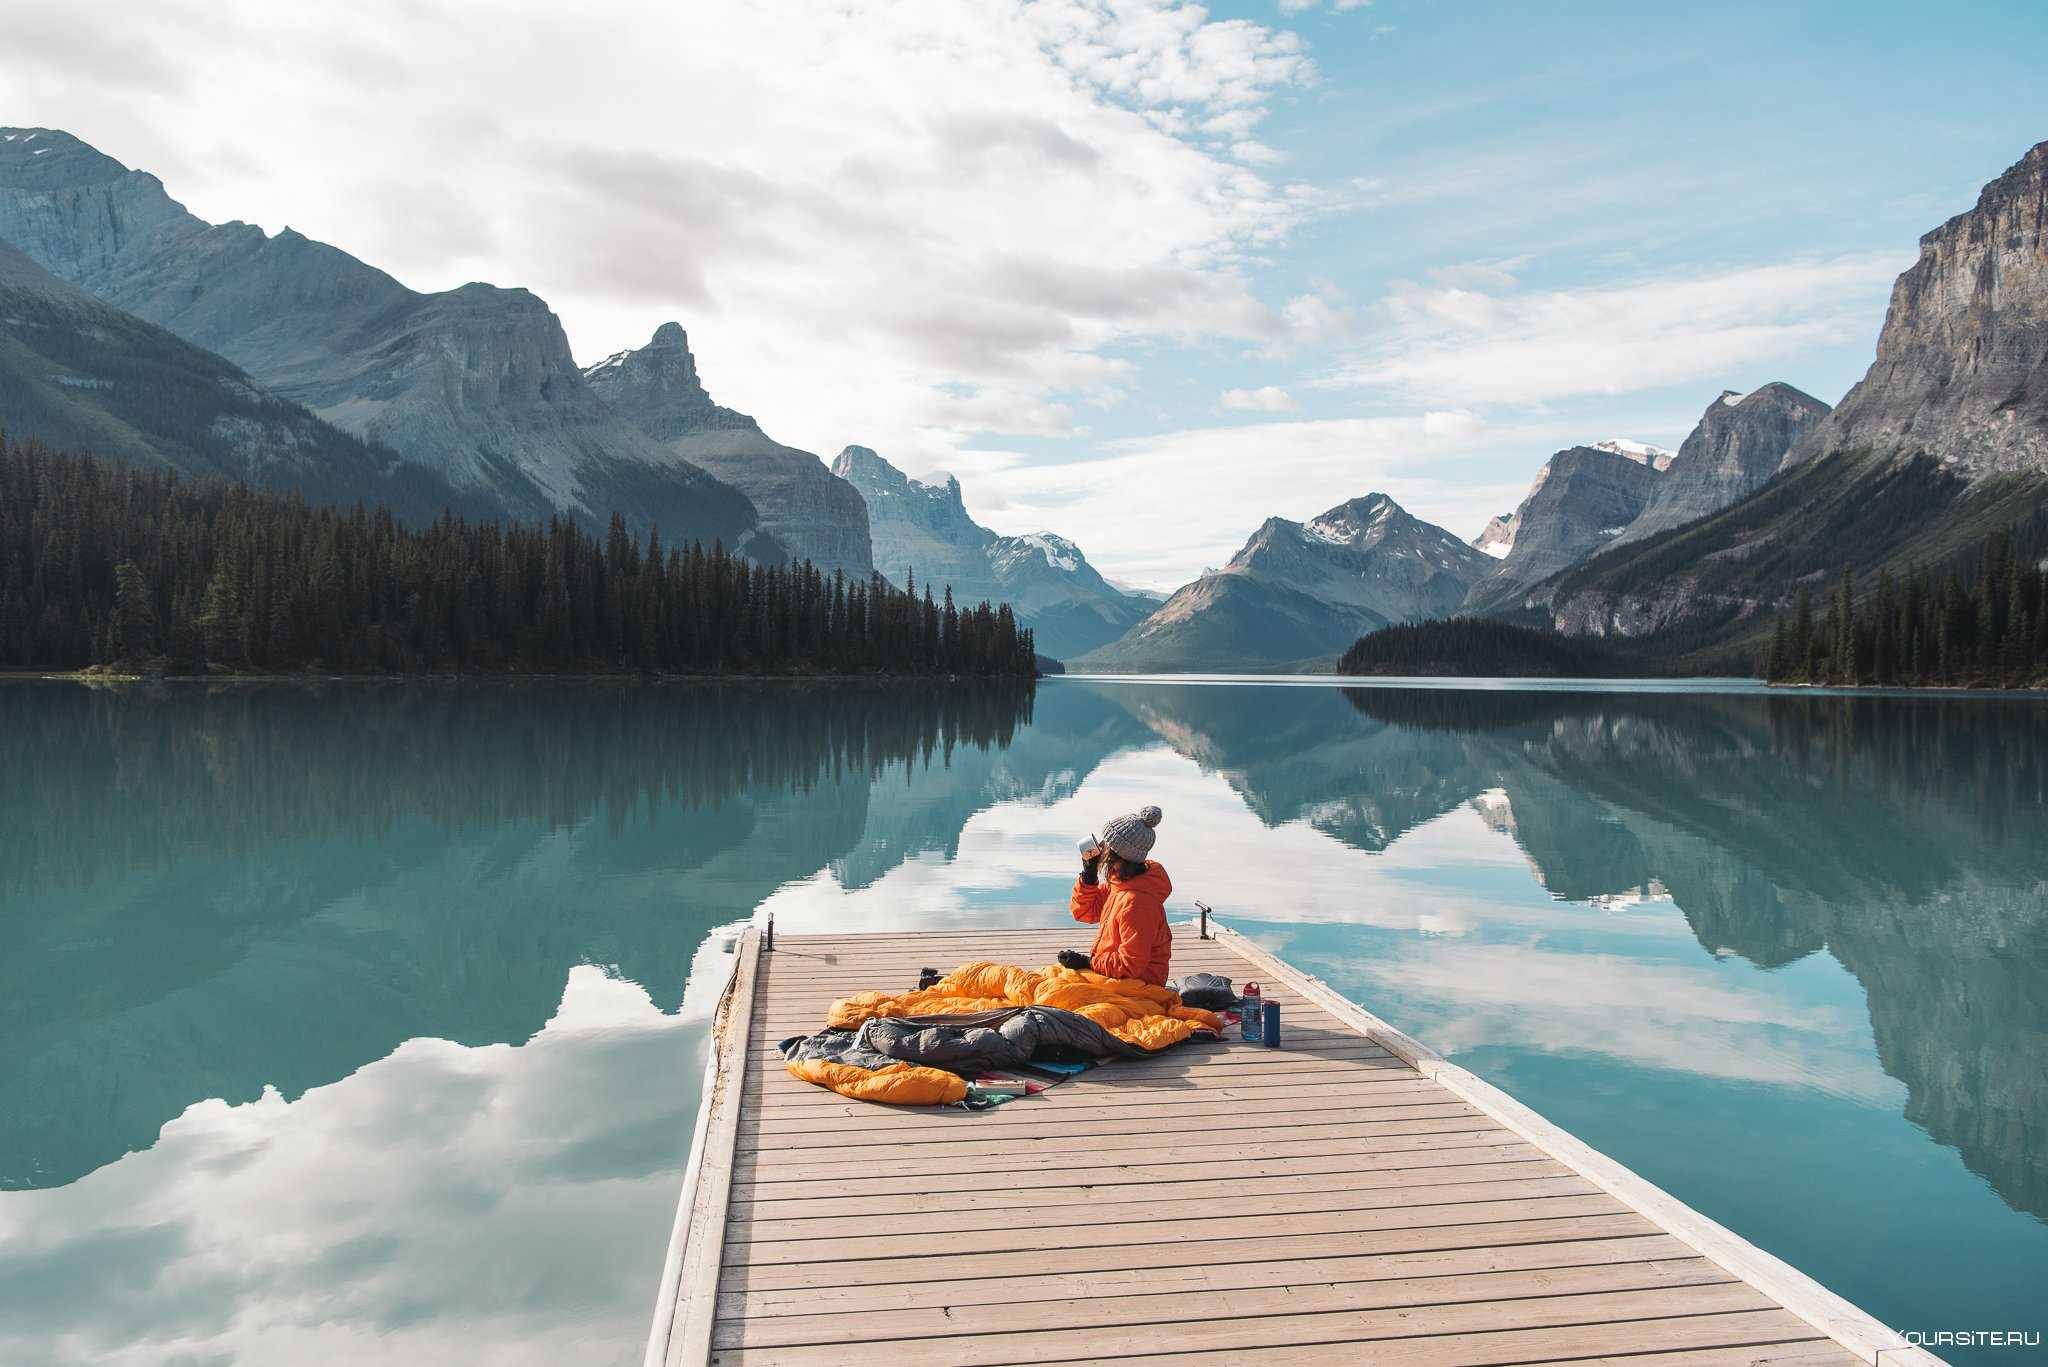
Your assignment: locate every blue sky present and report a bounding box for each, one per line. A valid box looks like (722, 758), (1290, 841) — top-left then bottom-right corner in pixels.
(8, 0), (2047, 588)
(966, 0), (2048, 582)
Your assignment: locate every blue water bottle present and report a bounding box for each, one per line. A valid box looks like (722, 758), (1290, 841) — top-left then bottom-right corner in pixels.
(1261, 999), (1282, 1047)
(1239, 981), (1261, 1041)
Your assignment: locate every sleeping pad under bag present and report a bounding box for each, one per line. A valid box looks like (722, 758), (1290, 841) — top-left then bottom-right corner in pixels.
(779, 960), (1225, 1105)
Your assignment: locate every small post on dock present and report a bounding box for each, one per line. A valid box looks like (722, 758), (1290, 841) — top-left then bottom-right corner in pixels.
(1195, 900), (1211, 940)
(765, 911), (774, 953)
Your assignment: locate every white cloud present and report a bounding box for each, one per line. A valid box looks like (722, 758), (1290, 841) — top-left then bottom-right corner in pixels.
(1338, 941), (1899, 1100)
(1218, 384), (1298, 412)
(0, 965), (722, 1366)
(1326, 253), (1906, 406)
(5, 0), (1318, 468)
(963, 411), (1539, 588)
(1278, 286), (1357, 348)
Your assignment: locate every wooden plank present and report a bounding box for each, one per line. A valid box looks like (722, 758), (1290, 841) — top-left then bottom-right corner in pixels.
(714, 1258), (1741, 1351)
(1045, 1311), (1839, 1367)
(710, 1283), (1781, 1366)
(729, 1174), (1602, 1244)
(738, 1103), (1483, 1149)
(729, 1139), (1550, 1204)
(1540, 1349), (1859, 1367)
(727, 1156), (1572, 1221)
(737, 1123), (1521, 1183)
(715, 1212), (1669, 1294)
(715, 1232), (1700, 1320)
(745, 1086), (1464, 1127)
(737, 1106), (1490, 1164)
(650, 928), (761, 1367)
(726, 1194), (1632, 1267)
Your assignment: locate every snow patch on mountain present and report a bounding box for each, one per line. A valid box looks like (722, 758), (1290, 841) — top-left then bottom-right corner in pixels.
(1013, 533), (1079, 572)
(1593, 438), (1677, 470)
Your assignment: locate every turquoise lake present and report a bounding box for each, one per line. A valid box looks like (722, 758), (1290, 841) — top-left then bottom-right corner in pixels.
(2, 677), (2044, 1364)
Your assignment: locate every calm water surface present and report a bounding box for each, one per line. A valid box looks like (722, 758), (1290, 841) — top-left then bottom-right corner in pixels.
(2, 677), (2044, 1364)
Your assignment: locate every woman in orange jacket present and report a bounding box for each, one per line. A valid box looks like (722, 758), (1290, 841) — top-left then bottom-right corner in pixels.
(1061, 806), (1173, 986)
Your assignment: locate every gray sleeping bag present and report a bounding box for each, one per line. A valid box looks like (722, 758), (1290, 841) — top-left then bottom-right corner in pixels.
(781, 1005), (1156, 1076)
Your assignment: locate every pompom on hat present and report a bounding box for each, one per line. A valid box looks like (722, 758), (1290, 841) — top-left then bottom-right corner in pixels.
(1098, 805), (1163, 863)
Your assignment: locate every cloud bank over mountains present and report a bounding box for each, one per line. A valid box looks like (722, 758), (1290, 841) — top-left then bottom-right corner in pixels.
(5, 0), (2010, 590)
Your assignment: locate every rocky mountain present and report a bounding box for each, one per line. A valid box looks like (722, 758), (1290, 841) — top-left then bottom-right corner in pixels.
(1590, 438), (1675, 469)
(1787, 140), (2048, 479)
(1607, 385), (1830, 548)
(0, 239), (468, 521)
(0, 128), (772, 556)
(1075, 493), (1488, 672)
(830, 445), (997, 590)
(1462, 445), (1666, 613)
(583, 324), (871, 576)
(1532, 141), (2048, 660)
(1471, 511), (1517, 559)
(829, 444), (1151, 659)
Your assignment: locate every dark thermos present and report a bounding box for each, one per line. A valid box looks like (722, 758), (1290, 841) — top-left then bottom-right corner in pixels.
(1261, 999), (1281, 1047)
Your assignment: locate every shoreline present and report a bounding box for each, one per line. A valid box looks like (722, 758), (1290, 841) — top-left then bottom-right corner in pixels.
(0, 669), (1043, 686)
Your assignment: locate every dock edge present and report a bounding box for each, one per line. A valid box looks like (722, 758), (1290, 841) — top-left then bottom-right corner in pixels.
(645, 926), (763, 1367)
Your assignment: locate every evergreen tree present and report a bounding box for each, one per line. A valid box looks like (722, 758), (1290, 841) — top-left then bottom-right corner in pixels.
(112, 560), (157, 663)
(0, 437), (1038, 678)
(198, 565), (245, 664)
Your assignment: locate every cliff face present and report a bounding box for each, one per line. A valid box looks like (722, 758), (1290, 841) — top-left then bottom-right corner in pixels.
(1471, 512), (1517, 559)
(1077, 493), (1488, 672)
(829, 445), (1148, 658)
(0, 239), (468, 522)
(1536, 143), (2048, 659)
(0, 128), (767, 553)
(1788, 141), (2048, 478)
(586, 326), (873, 577)
(828, 444), (993, 589)
(1463, 446), (1665, 613)
(1609, 384), (1831, 547)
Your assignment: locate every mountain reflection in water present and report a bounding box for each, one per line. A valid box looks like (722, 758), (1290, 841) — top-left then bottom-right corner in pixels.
(1, 677), (2042, 1366)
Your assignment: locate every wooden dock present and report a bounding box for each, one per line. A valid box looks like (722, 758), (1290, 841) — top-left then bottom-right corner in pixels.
(648, 922), (1936, 1366)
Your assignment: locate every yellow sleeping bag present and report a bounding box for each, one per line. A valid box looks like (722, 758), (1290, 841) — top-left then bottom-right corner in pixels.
(789, 960), (1224, 1105)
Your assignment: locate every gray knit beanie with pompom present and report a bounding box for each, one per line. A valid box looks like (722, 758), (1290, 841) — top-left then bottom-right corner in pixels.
(1099, 805), (1163, 863)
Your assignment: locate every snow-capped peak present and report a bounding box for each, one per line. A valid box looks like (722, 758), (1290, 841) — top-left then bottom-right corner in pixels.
(1592, 438), (1676, 466)
(1017, 533), (1079, 572)
(1304, 494), (1397, 547)
(1719, 390), (1748, 407)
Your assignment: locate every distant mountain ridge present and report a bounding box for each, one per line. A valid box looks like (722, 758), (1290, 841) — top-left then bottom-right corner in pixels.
(1462, 445), (1667, 613)
(829, 444), (1151, 659)
(0, 127), (782, 558)
(585, 323), (872, 576)
(1607, 385), (1830, 548)
(1075, 493), (1489, 672)
(0, 238), (469, 522)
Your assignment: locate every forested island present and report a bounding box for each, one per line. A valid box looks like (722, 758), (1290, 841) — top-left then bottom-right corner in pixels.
(1336, 522), (2047, 691)
(1337, 618), (1643, 678)
(0, 437), (1038, 677)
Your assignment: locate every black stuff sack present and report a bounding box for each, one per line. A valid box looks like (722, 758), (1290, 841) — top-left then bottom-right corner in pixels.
(1172, 972), (1237, 1011)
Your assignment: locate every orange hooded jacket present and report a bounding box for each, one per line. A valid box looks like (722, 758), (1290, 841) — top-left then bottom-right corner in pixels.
(1070, 859), (1173, 985)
